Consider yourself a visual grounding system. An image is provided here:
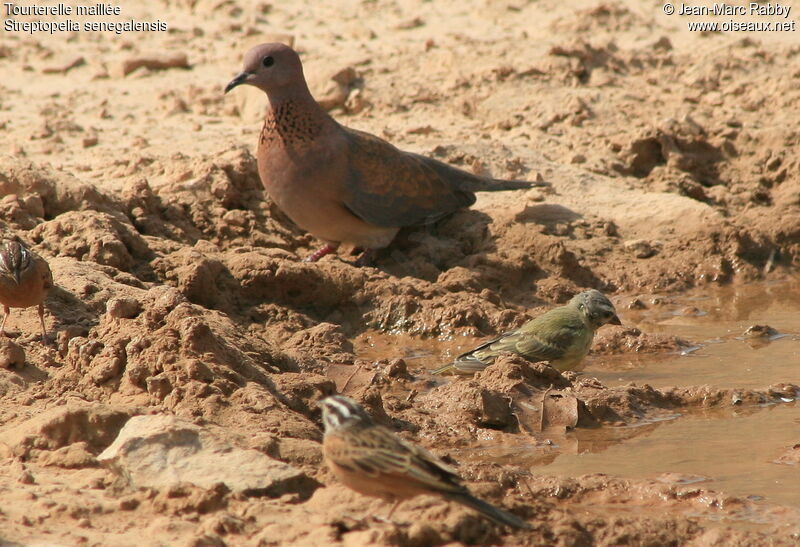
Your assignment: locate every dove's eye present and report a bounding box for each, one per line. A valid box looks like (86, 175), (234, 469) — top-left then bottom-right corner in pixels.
(263, 56), (275, 67)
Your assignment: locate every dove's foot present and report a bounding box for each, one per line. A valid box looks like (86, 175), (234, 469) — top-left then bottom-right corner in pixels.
(354, 249), (376, 267)
(304, 244), (339, 262)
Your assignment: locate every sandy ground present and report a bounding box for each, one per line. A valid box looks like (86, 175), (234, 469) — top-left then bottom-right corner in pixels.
(1, 0), (799, 545)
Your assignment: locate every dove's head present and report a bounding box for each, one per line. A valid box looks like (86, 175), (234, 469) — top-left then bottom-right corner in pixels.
(225, 42), (306, 96)
(571, 289), (621, 330)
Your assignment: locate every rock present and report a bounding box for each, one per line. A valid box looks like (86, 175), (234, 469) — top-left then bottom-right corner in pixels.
(384, 358), (409, 378)
(146, 372), (173, 400)
(106, 297), (142, 319)
(183, 359), (214, 382)
(773, 444), (800, 466)
(0, 339), (25, 368)
(276, 437), (323, 467)
(98, 415), (319, 498)
(627, 298), (647, 310)
(395, 16), (424, 29)
(40, 441), (98, 468)
(652, 36), (673, 51)
(743, 324), (778, 339)
(119, 497), (139, 511)
(18, 469), (35, 484)
(258, 33), (294, 47)
(21, 194), (45, 218)
(114, 53), (190, 77)
(32, 210), (151, 272)
(41, 55), (85, 74)
(11, 459), (35, 484)
(311, 67), (360, 112)
(0, 157), (120, 218)
(624, 239), (660, 259)
(571, 154), (587, 164)
(593, 327), (690, 354)
(0, 404), (133, 459)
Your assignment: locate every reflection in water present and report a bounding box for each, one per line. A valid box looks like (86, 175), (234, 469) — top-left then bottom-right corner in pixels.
(588, 280), (800, 390)
(624, 278), (800, 327)
(540, 403), (800, 508)
(448, 415), (676, 468)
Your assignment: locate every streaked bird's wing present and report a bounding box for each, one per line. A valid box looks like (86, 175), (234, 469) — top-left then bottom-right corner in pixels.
(325, 426), (529, 529)
(330, 425), (464, 495)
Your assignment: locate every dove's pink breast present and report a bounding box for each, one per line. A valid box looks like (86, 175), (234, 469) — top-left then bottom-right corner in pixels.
(257, 134), (398, 249)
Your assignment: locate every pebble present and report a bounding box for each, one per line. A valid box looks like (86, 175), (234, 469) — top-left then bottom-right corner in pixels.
(624, 239), (659, 259)
(106, 297), (142, 319)
(0, 338), (25, 369)
(41, 55), (85, 74)
(114, 53), (189, 77)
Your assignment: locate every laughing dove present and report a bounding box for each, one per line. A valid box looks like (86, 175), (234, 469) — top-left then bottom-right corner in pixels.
(226, 43), (546, 263)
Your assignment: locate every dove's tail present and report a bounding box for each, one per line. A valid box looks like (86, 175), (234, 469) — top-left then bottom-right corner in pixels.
(444, 491), (530, 529)
(412, 152), (549, 193)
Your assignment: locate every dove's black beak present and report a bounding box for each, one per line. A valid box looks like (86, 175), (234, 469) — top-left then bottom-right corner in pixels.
(610, 314), (622, 326)
(225, 71), (252, 93)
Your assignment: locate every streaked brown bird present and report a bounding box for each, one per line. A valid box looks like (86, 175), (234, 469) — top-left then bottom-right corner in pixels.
(0, 240), (53, 343)
(432, 289), (621, 375)
(320, 395), (529, 529)
(225, 43), (546, 264)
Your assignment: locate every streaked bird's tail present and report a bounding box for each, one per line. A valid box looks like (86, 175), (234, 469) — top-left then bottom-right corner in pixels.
(445, 491), (530, 529)
(430, 362), (455, 375)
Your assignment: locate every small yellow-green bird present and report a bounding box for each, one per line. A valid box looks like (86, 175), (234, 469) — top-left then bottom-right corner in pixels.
(432, 289), (621, 375)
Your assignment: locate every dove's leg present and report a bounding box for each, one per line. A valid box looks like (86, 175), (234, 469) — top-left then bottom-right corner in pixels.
(38, 303), (48, 345)
(304, 243), (339, 262)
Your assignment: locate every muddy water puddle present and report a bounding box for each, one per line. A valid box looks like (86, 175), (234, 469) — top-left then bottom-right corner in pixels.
(587, 279), (800, 390)
(449, 406), (800, 532)
(538, 403), (800, 507)
(356, 279), (800, 388)
(354, 279), (800, 515)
